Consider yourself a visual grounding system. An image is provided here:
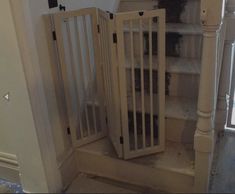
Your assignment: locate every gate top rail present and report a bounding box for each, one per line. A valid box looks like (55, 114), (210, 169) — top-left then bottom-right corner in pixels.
(115, 9), (165, 20)
(52, 7), (97, 18)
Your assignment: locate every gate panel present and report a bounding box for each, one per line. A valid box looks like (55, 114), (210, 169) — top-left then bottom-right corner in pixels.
(116, 10), (166, 159)
(98, 10), (123, 157)
(53, 8), (106, 147)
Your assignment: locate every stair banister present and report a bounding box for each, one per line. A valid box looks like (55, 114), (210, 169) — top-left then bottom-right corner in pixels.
(194, 0), (226, 192)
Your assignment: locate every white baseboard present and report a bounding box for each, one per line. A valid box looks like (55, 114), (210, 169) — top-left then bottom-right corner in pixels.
(58, 148), (78, 190)
(0, 152), (19, 183)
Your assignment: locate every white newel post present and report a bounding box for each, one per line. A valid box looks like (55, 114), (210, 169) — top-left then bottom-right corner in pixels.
(194, 0), (225, 192)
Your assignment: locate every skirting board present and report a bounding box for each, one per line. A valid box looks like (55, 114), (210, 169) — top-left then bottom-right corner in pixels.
(58, 148), (78, 190)
(0, 152), (20, 183)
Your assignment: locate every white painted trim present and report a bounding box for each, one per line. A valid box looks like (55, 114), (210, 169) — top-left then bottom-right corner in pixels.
(58, 148), (78, 190)
(9, 0), (62, 192)
(0, 152), (19, 183)
(0, 152), (18, 167)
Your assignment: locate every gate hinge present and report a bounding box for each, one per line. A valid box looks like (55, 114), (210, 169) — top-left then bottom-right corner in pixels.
(105, 117), (108, 124)
(52, 31), (57, 41)
(67, 127), (71, 135)
(113, 33), (117, 43)
(120, 136), (124, 144)
(109, 13), (114, 20)
(97, 24), (100, 33)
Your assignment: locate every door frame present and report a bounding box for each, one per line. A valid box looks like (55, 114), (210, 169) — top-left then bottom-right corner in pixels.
(227, 60), (235, 128)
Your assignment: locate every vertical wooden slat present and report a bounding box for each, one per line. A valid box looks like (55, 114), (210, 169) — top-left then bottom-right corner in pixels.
(158, 11), (166, 148)
(72, 17), (90, 138)
(74, 16), (85, 139)
(116, 18), (130, 157)
(106, 11), (124, 158)
(139, 19), (146, 148)
(104, 19), (114, 110)
(65, 19), (83, 139)
(130, 20), (138, 150)
(83, 15), (97, 135)
(149, 18), (154, 147)
(101, 18), (112, 111)
(100, 17), (111, 120)
(89, 9), (107, 135)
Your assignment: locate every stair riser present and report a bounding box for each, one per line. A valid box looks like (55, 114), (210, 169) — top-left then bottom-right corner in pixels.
(168, 73), (199, 98)
(119, 0), (200, 24)
(76, 150), (194, 193)
(126, 71), (199, 98)
(166, 118), (196, 144)
(119, 1), (157, 13)
(126, 112), (196, 143)
(124, 33), (202, 59)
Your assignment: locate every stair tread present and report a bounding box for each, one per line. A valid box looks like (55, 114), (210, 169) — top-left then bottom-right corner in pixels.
(166, 23), (202, 35)
(78, 137), (195, 177)
(125, 56), (201, 75)
(131, 140), (195, 176)
(127, 95), (197, 121)
(166, 96), (197, 120)
(124, 23), (202, 35)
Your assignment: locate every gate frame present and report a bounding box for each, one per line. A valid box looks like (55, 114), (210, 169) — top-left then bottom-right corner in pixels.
(53, 8), (107, 147)
(115, 9), (166, 159)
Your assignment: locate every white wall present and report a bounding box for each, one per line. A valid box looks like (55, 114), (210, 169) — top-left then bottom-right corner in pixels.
(0, 0), (119, 192)
(0, 0), (50, 192)
(62, 0), (119, 12)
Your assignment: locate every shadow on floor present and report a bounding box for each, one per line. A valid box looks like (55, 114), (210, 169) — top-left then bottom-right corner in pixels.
(210, 130), (235, 193)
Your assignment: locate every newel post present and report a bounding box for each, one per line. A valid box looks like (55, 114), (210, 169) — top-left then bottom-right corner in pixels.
(194, 0), (226, 192)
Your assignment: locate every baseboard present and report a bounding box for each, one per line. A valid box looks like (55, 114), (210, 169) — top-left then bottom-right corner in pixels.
(0, 152), (20, 183)
(58, 148), (78, 190)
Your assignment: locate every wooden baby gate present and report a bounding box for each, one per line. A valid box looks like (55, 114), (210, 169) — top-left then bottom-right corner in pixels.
(52, 8), (166, 159)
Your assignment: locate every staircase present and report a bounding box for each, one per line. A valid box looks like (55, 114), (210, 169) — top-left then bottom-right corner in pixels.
(76, 0), (203, 192)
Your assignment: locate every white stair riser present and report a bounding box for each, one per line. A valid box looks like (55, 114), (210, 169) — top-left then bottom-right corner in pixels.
(126, 114), (196, 143)
(166, 118), (196, 144)
(119, 0), (201, 24)
(124, 33), (202, 59)
(76, 150), (194, 193)
(126, 71), (199, 98)
(119, 1), (157, 13)
(168, 73), (199, 98)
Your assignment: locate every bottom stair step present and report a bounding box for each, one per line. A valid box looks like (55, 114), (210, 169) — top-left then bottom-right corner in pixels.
(66, 173), (166, 193)
(76, 137), (195, 193)
(66, 173), (137, 193)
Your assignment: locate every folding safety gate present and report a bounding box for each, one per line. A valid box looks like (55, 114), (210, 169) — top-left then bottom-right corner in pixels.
(52, 8), (166, 159)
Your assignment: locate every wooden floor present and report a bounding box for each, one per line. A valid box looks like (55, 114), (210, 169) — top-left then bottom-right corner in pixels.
(78, 137), (195, 176)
